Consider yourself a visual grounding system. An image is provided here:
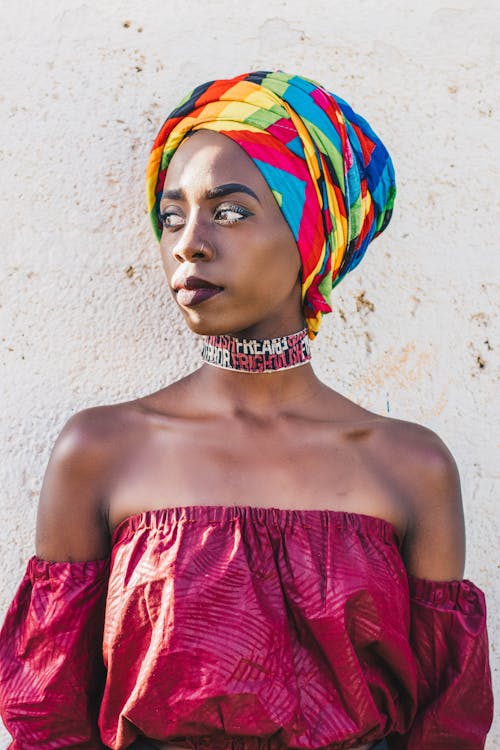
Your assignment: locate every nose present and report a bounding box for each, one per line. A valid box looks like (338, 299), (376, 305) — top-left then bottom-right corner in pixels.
(173, 240), (212, 264)
(170, 217), (213, 264)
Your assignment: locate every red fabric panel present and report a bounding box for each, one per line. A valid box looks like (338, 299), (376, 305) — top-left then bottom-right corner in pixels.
(387, 575), (493, 749)
(0, 556), (109, 749)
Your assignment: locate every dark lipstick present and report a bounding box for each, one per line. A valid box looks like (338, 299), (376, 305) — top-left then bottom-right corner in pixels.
(174, 276), (223, 307)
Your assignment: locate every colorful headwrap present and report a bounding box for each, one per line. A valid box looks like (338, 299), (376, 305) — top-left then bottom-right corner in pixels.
(146, 71), (396, 338)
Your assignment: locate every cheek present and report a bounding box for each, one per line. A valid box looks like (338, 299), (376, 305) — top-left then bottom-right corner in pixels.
(263, 202), (301, 265)
(267, 223), (302, 282)
(245, 234), (301, 303)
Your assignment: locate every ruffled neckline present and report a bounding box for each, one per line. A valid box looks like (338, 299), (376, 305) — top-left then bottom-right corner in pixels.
(110, 503), (403, 549)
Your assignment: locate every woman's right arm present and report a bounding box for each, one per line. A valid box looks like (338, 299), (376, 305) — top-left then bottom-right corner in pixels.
(0, 408), (115, 750)
(36, 407), (113, 562)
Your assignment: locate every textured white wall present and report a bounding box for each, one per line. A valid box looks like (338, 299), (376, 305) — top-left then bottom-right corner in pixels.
(1, 0), (498, 746)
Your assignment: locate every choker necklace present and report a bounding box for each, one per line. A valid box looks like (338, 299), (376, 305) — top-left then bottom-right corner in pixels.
(201, 328), (312, 373)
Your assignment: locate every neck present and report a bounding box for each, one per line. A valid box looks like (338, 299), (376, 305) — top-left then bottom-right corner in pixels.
(194, 328), (322, 416)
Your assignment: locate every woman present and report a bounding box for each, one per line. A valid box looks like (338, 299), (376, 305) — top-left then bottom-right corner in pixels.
(0, 71), (493, 749)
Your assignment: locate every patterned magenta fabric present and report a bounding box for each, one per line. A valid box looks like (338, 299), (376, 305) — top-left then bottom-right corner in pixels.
(0, 556), (109, 749)
(0, 505), (493, 750)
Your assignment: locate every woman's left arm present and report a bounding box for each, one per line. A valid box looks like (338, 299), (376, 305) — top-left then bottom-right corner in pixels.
(387, 428), (493, 749)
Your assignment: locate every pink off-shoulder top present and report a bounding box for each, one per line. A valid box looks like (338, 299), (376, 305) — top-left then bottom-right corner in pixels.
(0, 505), (493, 750)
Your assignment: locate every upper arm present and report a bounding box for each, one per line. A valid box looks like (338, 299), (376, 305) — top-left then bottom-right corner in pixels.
(399, 426), (466, 581)
(35, 407), (114, 562)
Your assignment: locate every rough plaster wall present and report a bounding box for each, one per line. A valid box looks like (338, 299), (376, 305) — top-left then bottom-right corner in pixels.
(0, 0), (498, 745)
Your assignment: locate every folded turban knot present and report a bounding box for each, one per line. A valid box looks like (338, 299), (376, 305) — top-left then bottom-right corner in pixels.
(146, 71), (396, 338)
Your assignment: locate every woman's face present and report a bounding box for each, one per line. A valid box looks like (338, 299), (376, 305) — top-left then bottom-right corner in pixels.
(159, 129), (303, 338)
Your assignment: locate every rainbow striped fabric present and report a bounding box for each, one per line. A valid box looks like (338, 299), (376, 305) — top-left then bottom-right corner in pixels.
(146, 71), (396, 338)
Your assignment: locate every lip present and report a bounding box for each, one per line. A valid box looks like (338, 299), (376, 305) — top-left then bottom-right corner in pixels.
(172, 275), (224, 307)
(176, 286), (223, 307)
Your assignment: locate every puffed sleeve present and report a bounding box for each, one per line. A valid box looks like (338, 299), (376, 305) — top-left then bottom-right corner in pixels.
(0, 555), (110, 750)
(388, 575), (493, 749)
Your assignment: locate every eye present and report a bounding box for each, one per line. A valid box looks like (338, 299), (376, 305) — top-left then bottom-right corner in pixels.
(214, 204), (253, 225)
(159, 210), (185, 230)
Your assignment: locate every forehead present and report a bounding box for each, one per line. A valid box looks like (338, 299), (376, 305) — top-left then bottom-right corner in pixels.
(163, 129), (266, 192)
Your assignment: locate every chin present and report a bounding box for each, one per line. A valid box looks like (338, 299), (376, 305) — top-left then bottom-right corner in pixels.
(186, 323), (246, 338)
(180, 311), (237, 337)
(179, 302), (303, 339)
(182, 313), (265, 339)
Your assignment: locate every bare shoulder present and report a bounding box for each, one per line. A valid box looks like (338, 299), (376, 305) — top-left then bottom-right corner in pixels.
(36, 402), (142, 562)
(35, 383), (190, 563)
(373, 415), (465, 580)
(373, 415), (460, 485)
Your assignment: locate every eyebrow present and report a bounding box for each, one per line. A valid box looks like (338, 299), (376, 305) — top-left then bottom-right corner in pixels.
(161, 182), (261, 204)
